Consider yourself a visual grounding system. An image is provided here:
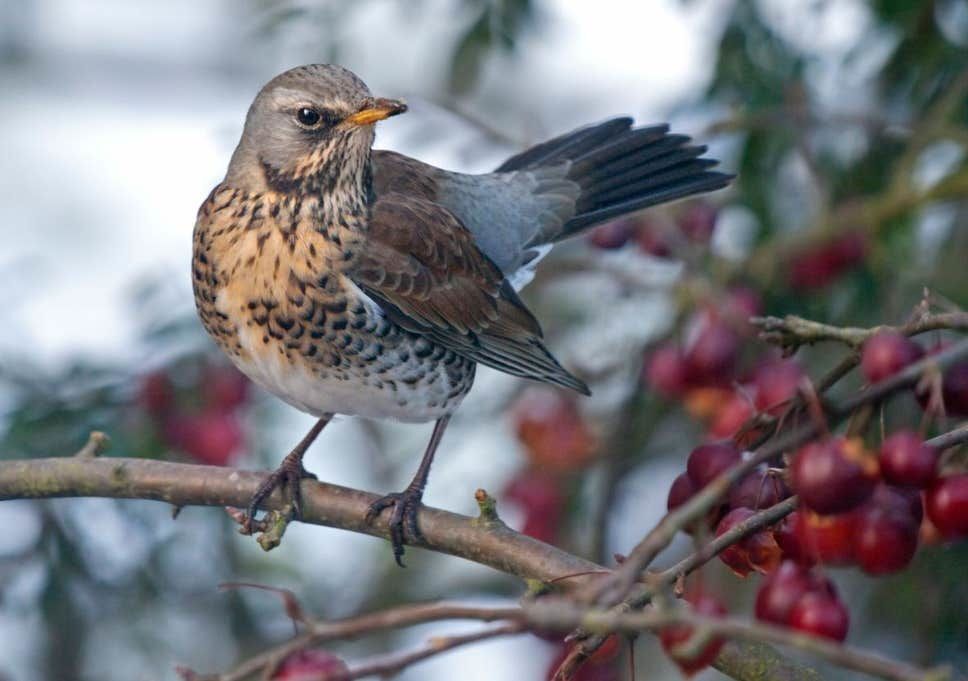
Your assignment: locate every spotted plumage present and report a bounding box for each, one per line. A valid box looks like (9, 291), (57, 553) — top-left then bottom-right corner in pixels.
(192, 64), (732, 563)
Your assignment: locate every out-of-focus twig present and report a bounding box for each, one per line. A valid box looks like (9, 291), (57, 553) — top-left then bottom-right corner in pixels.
(344, 623), (525, 680)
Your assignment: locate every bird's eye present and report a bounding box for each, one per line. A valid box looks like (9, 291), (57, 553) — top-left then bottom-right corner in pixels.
(296, 107), (322, 127)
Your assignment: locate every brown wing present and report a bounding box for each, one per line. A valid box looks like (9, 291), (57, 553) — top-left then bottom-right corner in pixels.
(349, 191), (589, 394)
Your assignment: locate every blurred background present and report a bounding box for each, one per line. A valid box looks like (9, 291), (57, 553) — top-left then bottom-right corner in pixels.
(0, 0), (966, 679)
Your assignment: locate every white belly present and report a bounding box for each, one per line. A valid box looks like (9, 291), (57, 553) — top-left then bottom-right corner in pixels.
(231, 324), (471, 423)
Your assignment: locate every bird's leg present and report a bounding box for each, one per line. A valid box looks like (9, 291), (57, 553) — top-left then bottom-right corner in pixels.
(366, 415), (451, 566)
(244, 415), (331, 533)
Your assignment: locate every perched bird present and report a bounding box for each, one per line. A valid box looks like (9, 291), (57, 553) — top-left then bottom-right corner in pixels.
(192, 64), (731, 563)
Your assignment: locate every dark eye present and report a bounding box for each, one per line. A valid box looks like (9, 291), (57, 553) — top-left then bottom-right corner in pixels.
(296, 107), (321, 126)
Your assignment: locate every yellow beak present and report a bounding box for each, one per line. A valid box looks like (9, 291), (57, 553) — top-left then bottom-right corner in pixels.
(345, 98), (408, 126)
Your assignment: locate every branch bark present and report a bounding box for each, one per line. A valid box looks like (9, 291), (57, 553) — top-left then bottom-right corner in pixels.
(0, 456), (601, 589)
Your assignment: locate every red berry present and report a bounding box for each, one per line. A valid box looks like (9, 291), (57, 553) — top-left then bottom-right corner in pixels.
(794, 510), (856, 566)
(271, 650), (348, 680)
(753, 360), (804, 415)
(660, 592), (727, 676)
(708, 389), (756, 440)
(860, 331), (924, 383)
(925, 475), (968, 539)
(504, 470), (566, 544)
(754, 561), (814, 625)
(667, 472), (698, 512)
(587, 635), (621, 665)
(635, 219), (673, 257)
(854, 504), (919, 575)
(683, 387), (734, 422)
(729, 469), (791, 510)
(687, 442), (742, 489)
(724, 286), (763, 322)
(788, 251), (838, 291)
(745, 529), (783, 574)
(773, 512), (816, 566)
(588, 220), (633, 250)
(545, 642), (619, 681)
(677, 202), (718, 243)
(165, 411), (244, 466)
(512, 389), (597, 472)
(644, 344), (689, 399)
(716, 507), (756, 576)
(870, 484), (923, 525)
(714, 506), (782, 574)
(788, 232), (867, 291)
(828, 231), (867, 267)
(788, 593), (849, 642)
(202, 365), (250, 411)
(684, 315), (740, 385)
(138, 370), (175, 417)
(790, 438), (878, 514)
(941, 361), (968, 417)
(879, 431), (937, 488)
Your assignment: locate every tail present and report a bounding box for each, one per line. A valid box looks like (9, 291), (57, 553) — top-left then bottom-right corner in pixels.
(496, 117), (732, 241)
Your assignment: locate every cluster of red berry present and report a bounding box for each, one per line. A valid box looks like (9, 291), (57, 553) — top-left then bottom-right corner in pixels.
(137, 362), (250, 466)
(655, 329), (967, 672)
(503, 388), (599, 545)
(646, 305), (809, 446)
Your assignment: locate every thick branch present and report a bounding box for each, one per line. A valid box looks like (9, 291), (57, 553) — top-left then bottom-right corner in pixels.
(0, 457), (600, 589)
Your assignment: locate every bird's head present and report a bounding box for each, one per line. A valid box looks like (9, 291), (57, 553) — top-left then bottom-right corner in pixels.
(227, 64), (406, 195)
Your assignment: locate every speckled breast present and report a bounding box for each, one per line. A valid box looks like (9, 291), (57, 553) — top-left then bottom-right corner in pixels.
(192, 185), (475, 422)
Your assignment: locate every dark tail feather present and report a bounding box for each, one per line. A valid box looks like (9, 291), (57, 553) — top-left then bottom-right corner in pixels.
(497, 117), (733, 240)
(495, 117), (634, 172)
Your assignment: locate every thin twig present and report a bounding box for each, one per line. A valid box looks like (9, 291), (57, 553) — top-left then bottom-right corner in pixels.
(215, 602), (523, 681)
(753, 311), (968, 351)
(345, 623), (525, 680)
(658, 497), (798, 582)
(927, 422), (968, 451)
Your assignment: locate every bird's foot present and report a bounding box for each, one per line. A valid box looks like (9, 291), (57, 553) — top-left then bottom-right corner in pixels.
(244, 451), (318, 534)
(365, 486), (425, 567)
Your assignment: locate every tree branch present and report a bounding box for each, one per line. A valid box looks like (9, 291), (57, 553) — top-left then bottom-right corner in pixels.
(0, 456), (601, 589)
(753, 311), (968, 351)
(192, 597), (957, 681)
(526, 601), (959, 681)
(345, 623), (525, 680)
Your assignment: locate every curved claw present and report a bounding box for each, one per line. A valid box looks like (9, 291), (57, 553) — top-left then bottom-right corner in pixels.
(245, 453), (317, 533)
(365, 488), (425, 566)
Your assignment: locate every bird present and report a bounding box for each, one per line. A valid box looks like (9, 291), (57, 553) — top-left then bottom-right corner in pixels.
(192, 64), (732, 564)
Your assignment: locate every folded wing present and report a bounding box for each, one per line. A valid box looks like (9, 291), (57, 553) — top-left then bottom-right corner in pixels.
(348, 192), (589, 394)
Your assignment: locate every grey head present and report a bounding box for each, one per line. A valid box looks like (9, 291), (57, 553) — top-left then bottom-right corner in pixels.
(225, 64), (406, 194)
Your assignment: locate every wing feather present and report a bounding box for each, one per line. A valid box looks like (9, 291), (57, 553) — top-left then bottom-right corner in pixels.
(349, 192), (588, 394)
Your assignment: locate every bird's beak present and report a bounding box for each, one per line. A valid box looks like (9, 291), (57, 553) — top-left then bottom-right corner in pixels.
(345, 98), (408, 126)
